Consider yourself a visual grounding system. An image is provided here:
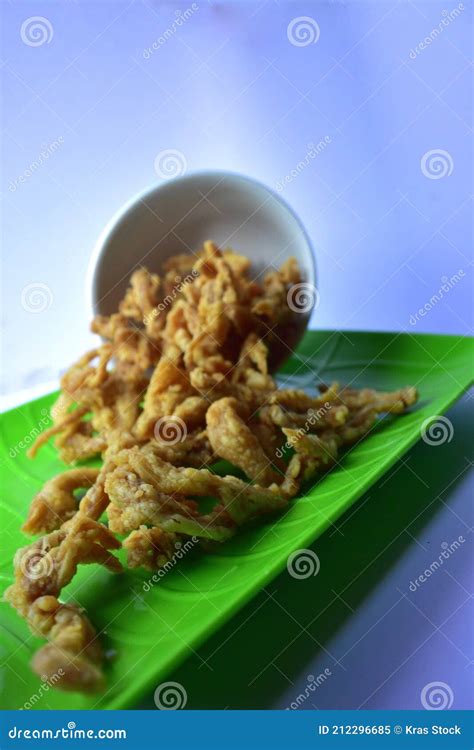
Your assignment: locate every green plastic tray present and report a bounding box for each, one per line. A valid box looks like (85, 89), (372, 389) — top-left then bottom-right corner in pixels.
(0, 330), (472, 710)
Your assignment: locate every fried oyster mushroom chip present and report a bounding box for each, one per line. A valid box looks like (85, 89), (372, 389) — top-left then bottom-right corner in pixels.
(5, 241), (418, 693)
(5, 513), (121, 692)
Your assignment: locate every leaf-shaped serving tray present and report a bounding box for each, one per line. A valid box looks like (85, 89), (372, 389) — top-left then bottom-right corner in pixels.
(0, 330), (472, 710)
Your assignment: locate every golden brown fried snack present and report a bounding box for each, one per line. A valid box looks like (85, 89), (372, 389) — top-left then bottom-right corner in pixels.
(107, 444), (288, 527)
(105, 461), (233, 540)
(30, 597), (105, 692)
(279, 384), (418, 498)
(206, 397), (279, 485)
(5, 514), (121, 691)
(123, 526), (183, 571)
(22, 468), (100, 535)
(134, 344), (193, 440)
(7, 241), (419, 695)
(27, 404), (90, 460)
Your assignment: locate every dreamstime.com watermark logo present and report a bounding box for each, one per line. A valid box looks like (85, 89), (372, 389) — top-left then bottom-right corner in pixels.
(287, 282), (320, 314)
(9, 137), (65, 192)
(21, 283), (53, 313)
(8, 723), (126, 740)
(9, 408), (51, 458)
(286, 669), (332, 709)
(409, 4), (465, 60)
(408, 536), (465, 592)
(143, 4), (199, 59)
(420, 681), (454, 710)
(421, 149), (454, 179)
(143, 269), (199, 325)
(276, 138), (332, 192)
(409, 270), (465, 325)
(276, 401), (331, 459)
(143, 537), (198, 592)
(287, 16), (320, 47)
(154, 149), (187, 179)
(20, 16), (54, 47)
(22, 669), (65, 709)
(154, 415), (187, 445)
(287, 549), (320, 579)
(18, 547), (54, 581)
(154, 681), (187, 709)
(420, 415), (454, 446)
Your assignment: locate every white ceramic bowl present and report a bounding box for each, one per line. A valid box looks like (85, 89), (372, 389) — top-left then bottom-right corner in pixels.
(87, 171), (316, 362)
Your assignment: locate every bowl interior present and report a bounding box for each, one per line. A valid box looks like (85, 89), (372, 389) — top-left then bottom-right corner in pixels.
(90, 172), (316, 317)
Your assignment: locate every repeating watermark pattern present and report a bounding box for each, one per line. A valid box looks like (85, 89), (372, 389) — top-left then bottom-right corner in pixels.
(8, 137), (65, 193)
(286, 669), (332, 709)
(287, 282), (320, 314)
(143, 537), (198, 591)
(409, 4), (465, 60)
(154, 681), (187, 710)
(154, 415), (187, 444)
(9, 408), (51, 458)
(287, 549), (320, 579)
(21, 283), (53, 313)
(22, 669), (65, 709)
(409, 270), (465, 325)
(275, 138), (332, 192)
(408, 536), (465, 592)
(18, 548), (54, 581)
(421, 149), (454, 180)
(143, 5), (199, 59)
(420, 681), (454, 710)
(132, 592), (147, 611)
(276, 401), (331, 459)
(154, 149), (188, 179)
(143, 270), (199, 326)
(287, 16), (320, 47)
(20, 16), (54, 47)
(421, 415), (454, 446)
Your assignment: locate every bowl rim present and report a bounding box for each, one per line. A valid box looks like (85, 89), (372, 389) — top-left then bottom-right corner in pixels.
(85, 168), (317, 319)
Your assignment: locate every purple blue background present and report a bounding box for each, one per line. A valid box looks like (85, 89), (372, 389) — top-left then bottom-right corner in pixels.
(1, 0), (472, 710)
